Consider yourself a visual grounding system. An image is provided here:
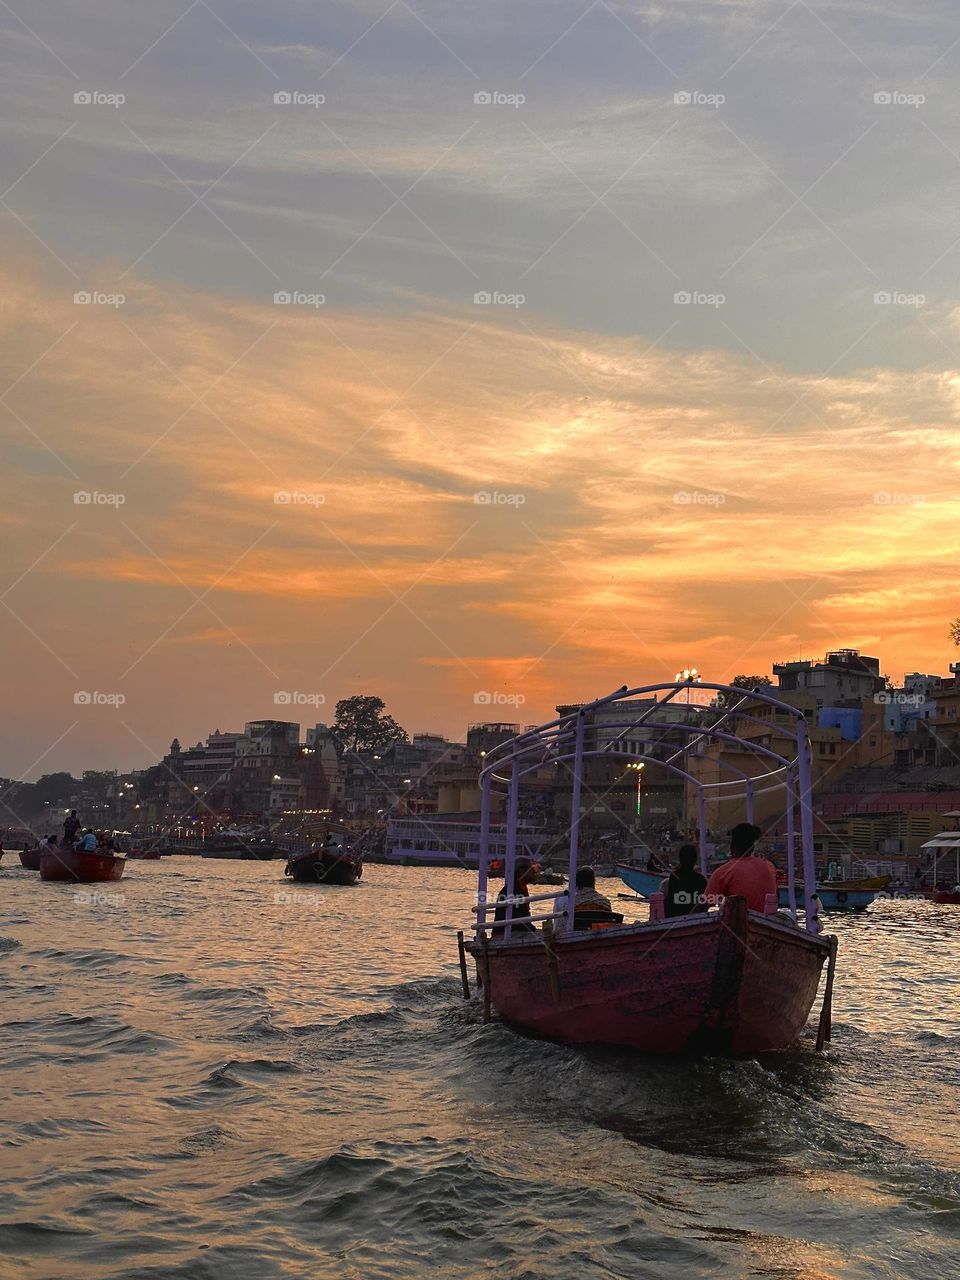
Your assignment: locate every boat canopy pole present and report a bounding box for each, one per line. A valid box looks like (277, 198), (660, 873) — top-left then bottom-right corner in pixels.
(477, 770), (492, 935)
(797, 722), (820, 934)
(785, 765), (797, 919)
(697, 786), (707, 876)
(566, 709), (587, 935)
(503, 759), (521, 942)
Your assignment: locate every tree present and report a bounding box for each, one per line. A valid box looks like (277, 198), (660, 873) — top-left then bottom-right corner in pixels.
(949, 618), (960, 647)
(716, 675), (773, 709)
(333, 696), (408, 753)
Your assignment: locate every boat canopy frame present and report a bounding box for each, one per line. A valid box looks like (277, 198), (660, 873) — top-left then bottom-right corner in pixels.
(476, 681), (820, 940)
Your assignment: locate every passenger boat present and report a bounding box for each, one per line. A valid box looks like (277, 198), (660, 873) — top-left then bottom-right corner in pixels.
(463, 681), (837, 1057)
(920, 822), (960, 902)
(39, 846), (126, 883)
(284, 841), (362, 885)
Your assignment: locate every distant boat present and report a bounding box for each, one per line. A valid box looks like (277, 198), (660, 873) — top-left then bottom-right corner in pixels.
(201, 831), (283, 860)
(284, 844), (362, 885)
(40, 847), (125, 883)
(19, 847), (41, 871)
(931, 888), (960, 905)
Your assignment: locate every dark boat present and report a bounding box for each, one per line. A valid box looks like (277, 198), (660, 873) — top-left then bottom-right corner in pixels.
(19, 847), (42, 871)
(201, 832), (283, 860)
(39, 847), (126, 883)
(284, 845), (363, 885)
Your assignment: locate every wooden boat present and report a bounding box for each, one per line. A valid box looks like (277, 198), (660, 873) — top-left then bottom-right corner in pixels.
(127, 849), (161, 860)
(468, 895), (830, 1055)
(931, 888), (960, 904)
(284, 845), (362, 885)
(19, 847), (42, 871)
(40, 847), (126, 883)
(464, 681), (838, 1057)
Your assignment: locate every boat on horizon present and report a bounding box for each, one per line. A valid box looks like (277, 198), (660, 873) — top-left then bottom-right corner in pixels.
(462, 681), (838, 1056)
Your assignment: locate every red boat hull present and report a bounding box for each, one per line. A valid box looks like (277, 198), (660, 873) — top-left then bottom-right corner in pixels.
(931, 889), (960, 904)
(39, 848), (126, 883)
(470, 898), (831, 1056)
(19, 848), (42, 870)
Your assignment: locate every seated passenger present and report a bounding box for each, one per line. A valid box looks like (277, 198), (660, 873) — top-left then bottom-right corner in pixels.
(79, 829), (98, 852)
(704, 823), (777, 913)
(662, 845), (707, 918)
(494, 857), (536, 934)
(574, 866), (612, 913)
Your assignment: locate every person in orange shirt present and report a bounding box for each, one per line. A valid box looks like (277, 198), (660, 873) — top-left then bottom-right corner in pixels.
(704, 823), (777, 913)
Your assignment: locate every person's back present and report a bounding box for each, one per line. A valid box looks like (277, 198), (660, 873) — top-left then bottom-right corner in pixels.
(663, 845), (707, 917)
(80, 830), (97, 852)
(704, 823), (776, 912)
(573, 865), (611, 913)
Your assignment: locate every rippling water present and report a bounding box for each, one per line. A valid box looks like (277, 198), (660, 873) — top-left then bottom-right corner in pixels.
(1, 857), (958, 1279)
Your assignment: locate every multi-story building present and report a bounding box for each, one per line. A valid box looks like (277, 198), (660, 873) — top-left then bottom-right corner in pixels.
(773, 649), (885, 708)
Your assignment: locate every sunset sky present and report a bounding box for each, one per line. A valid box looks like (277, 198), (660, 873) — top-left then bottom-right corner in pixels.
(3, 0), (960, 779)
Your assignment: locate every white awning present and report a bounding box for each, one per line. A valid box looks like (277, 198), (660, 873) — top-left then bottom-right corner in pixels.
(920, 834), (960, 850)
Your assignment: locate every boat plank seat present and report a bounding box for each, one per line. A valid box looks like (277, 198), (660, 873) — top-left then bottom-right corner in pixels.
(572, 909), (624, 931)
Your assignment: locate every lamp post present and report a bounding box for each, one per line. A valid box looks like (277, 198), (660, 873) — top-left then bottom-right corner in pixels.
(674, 666), (702, 830)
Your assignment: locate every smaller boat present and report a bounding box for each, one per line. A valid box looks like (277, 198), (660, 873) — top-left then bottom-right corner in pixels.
(19, 847), (42, 871)
(931, 887), (960, 905)
(40, 847), (126, 883)
(284, 841), (362, 885)
(127, 848), (162, 860)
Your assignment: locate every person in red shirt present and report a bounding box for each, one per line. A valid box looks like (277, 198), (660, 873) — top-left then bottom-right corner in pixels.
(704, 823), (777, 913)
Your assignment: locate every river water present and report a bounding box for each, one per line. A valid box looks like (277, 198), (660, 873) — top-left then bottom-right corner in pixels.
(0, 858), (958, 1280)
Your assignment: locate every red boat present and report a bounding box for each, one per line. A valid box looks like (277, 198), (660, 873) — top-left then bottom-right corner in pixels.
(469, 895), (830, 1054)
(931, 889), (960, 905)
(19, 847), (42, 871)
(40, 847), (126, 883)
(464, 681), (838, 1058)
